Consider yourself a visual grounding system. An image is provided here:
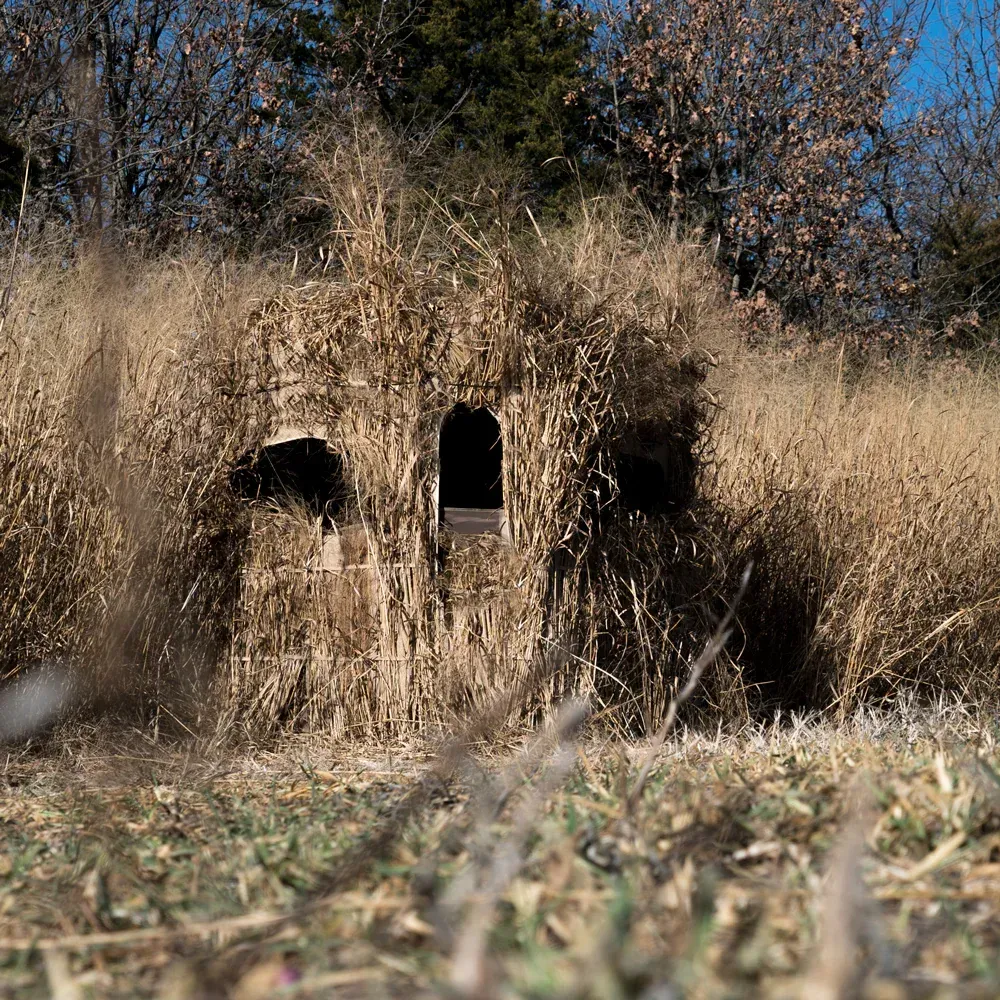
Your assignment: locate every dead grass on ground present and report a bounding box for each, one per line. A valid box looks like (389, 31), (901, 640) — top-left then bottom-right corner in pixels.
(2, 706), (1000, 998)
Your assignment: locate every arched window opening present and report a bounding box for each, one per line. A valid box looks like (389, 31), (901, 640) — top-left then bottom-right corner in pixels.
(439, 404), (504, 534)
(230, 436), (349, 527)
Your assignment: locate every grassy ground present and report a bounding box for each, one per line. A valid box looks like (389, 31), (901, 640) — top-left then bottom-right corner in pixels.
(2, 709), (1000, 998)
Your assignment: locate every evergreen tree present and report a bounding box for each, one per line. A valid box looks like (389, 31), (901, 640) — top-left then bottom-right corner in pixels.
(332, 0), (592, 192)
(929, 202), (1000, 321)
(922, 201), (1000, 349)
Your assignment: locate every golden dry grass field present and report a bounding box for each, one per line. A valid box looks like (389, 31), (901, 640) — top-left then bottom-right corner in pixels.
(708, 355), (1000, 719)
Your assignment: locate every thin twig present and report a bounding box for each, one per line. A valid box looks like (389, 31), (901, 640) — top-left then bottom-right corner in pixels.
(627, 562), (752, 812)
(0, 910), (287, 953)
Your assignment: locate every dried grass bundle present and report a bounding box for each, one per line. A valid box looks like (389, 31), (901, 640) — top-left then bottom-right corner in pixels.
(225, 137), (725, 735)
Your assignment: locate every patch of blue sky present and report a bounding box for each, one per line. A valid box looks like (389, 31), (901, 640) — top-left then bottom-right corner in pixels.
(904, 0), (956, 92)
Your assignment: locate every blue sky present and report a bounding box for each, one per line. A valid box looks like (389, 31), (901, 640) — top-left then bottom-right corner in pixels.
(905, 1), (951, 91)
(904, 0), (990, 94)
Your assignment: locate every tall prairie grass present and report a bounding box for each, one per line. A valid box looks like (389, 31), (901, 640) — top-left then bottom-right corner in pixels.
(0, 248), (273, 730)
(711, 356), (1000, 718)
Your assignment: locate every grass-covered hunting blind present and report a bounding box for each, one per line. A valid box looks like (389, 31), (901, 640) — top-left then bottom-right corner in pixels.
(224, 242), (711, 735)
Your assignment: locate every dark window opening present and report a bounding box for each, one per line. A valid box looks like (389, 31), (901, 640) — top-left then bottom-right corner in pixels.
(592, 446), (671, 521)
(439, 404), (504, 534)
(230, 437), (349, 527)
(614, 452), (667, 516)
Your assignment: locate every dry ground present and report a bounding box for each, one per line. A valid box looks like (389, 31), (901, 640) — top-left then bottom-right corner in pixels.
(2, 707), (1000, 999)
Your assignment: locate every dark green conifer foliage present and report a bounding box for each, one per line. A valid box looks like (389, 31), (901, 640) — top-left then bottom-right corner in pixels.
(929, 202), (1000, 326)
(334, 0), (591, 185)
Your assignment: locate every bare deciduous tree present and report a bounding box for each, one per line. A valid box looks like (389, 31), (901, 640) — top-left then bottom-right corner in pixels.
(584, 0), (926, 326)
(0, 0), (332, 239)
